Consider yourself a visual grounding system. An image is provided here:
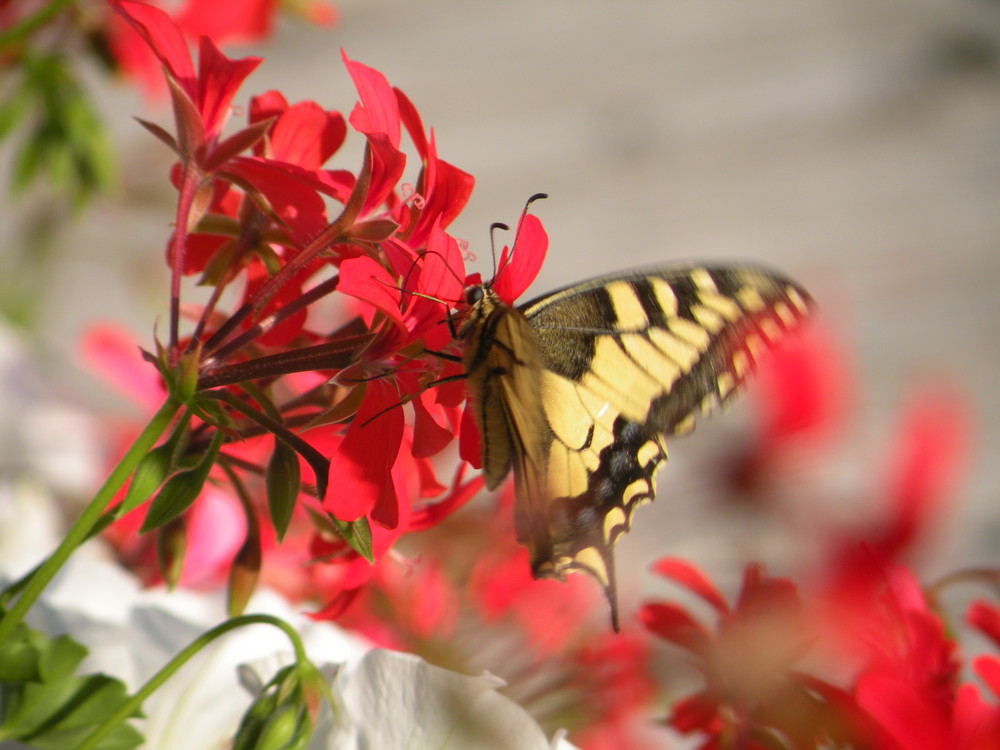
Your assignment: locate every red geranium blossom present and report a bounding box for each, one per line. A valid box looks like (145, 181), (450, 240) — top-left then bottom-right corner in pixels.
(850, 569), (1000, 750)
(91, 0), (489, 619)
(106, 0), (336, 97)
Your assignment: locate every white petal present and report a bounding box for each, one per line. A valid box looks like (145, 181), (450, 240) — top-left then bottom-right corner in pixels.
(315, 649), (572, 750)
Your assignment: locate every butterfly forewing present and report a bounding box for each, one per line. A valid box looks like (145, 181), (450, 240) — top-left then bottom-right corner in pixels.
(462, 262), (813, 630)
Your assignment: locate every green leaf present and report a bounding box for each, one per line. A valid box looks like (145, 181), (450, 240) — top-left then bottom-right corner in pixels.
(305, 505), (375, 563)
(176, 347), (201, 404)
(0, 86), (28, 140)
(5, 53), (114, 205)
(140, 430), (223, 533)
(201, 390), (330, 501)
(0, 637), (40, 682)
(266, 441), (301, 542)
(13, 676), (141, 750)
(0, 622), (143, 750)
(331, 516), (374, 563)
(37, 634), (87, 683)
(118, 444), (174, 516)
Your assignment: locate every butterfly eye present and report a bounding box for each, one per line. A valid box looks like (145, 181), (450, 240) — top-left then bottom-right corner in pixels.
(464, 285), (485, 305)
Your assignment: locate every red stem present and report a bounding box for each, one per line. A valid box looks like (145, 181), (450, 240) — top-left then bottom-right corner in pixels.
(170, 165), (204, 362)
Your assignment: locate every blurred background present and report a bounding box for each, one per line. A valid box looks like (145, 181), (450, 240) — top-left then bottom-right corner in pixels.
(2, 0), (999, 603)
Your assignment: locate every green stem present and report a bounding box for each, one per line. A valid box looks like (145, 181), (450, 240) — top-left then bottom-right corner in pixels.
(0, 0), (76, 52)
(77, 614), (309, 750)
(0, 397), (182, 643)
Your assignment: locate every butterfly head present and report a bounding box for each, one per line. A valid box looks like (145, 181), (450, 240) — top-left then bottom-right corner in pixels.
(456, 280), (506, 341)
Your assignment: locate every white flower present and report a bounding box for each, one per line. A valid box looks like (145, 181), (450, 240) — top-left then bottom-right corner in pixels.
(2, 484), (576, 749)
(308, 649), (575, 750)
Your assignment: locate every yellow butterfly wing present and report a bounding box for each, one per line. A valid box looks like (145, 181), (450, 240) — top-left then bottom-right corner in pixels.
(461, 264), (813, 629)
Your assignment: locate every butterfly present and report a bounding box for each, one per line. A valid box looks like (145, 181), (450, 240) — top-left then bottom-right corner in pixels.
(457, 253), (813, 630)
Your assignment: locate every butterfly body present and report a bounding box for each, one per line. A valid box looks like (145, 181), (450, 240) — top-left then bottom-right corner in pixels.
(460, 263), (813, 629)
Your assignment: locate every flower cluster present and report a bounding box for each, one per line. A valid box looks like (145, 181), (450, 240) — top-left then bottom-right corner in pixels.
(82, 0), (540, 621)
(642, 557), (1000, 749)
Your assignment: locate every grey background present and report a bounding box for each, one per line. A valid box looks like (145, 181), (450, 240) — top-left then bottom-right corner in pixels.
(2, 0), (999, 606)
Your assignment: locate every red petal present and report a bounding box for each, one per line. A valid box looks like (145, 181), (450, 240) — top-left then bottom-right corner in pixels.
(668, 692), (720, 734)
(401, 224), (465, 334)
(405, 134), (474, 248)
(342, 50), (401, 148)
(325, 382), (404, 521)
(195, 37), (262, 142)
(973, 655), (1000, 699)
(223, 156), (329, 244)
(337, 256), (405, 329)
(410, 466), (484, 531)
(175, 0), (273, 45)
(112, 1), (196, 93)
(751, 323), (849, 451)
(491, 213), (546, 304)
(414, 456), (447, 498)
(952, 682), (1000, 749)
(269, 101), (346, 169)
(78, 324), (165, 410)
(734, 563), (799, 614)
(249, 90), (289, 126)
(879, 386), (968, 558)
(370, 470), (400, 528)
(650, 557), (729, 614)
(638, 602), (710, 651)
(308, 586), (362, 621)
(106, 13), (166, 98)
(968, 600), (1000, 649)
(411, 390), (454, 458)
(854, 672), (950, 750)
(360, 132), (407, 216)
(395, 87), (428, 160)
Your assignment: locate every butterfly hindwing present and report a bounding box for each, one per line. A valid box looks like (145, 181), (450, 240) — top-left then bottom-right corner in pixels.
(461, 263), (813, 629)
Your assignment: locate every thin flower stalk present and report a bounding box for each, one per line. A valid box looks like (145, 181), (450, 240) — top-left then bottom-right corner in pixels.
(0, 396), (183, 643)
(76, 613), (319, 750)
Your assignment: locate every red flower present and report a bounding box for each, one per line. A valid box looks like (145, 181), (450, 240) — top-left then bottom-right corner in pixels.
(106, 0), (335, 97)
(327, 224), (470, 528)
(89, 2), (489, 624)
(730, 322), (850, 493)
(114, 1), (262, 149)
(641, 558), (857, 749)
(174, 0), (337, 46)
(850, 575), (1000, 750)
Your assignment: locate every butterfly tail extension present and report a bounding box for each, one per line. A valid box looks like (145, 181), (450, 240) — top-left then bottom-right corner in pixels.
(514, 454), (622, 632)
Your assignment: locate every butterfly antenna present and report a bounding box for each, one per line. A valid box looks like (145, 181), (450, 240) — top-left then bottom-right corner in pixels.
(495, 192), (548, 282)
(374, 252), (463, 309)
(420, 248), (469, 293)
(488, 221), (509, 283)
